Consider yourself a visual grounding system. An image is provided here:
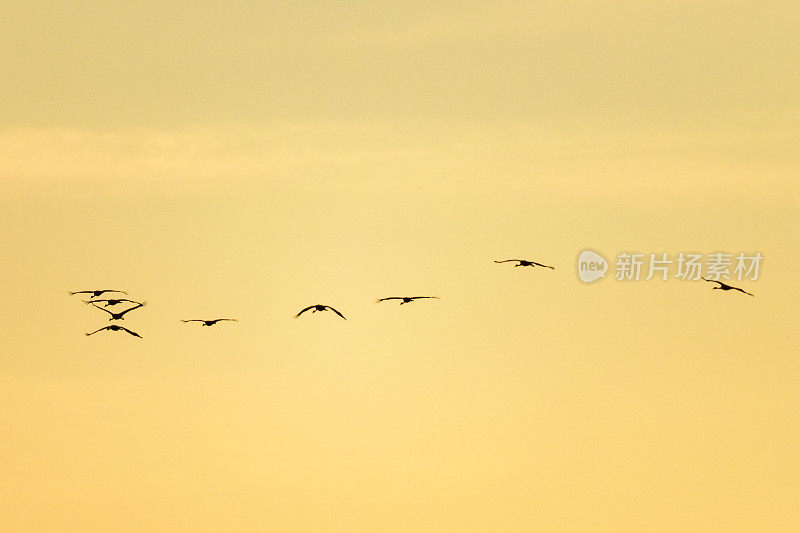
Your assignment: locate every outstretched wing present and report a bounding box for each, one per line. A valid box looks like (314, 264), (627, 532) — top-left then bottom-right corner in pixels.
(118, 326), (142, 338)
(531, 261), (555, 270)
(70, 290), (93, 295)
(376, 297), (403, 302)
(181, 319), (204, 323)
(325, 306), (347, 320)
(85, 326), (112, 336)
(90, 302), (114, 316)
(494, 259), (522, 264)
(218, 318), (238, 322)
(701, 277), (724, 286)
(101, 290), (128, 296)
(410, 296), (439, 300)
(734, 287), (755, 297)
(295, 305), (316, 318)
(117, 302), (146, 317)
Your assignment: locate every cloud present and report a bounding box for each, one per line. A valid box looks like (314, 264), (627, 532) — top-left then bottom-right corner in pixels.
(0, 115), (796, 204)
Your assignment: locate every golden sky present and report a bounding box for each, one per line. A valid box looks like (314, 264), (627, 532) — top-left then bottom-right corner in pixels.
(2, 1), (799, 531)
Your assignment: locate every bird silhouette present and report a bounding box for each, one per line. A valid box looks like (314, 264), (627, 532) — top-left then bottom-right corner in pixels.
(83, 298), (144, 307)
(376, 296), (439, 305)
(295, 304), (346, 320)
(181, 319), (238, 326)
(494, 259), (555, 269)
(90, 301), (146, 320)
(70, 289), (127, 298)
(85, 325), (142, 338)
(701, 277), (754, 296)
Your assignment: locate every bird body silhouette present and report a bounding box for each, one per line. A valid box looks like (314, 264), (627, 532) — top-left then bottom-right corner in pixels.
(295, 304), (346, 320)
(70, 289), (127, 298)
(85, 325), (142, 338)
(90, 301), (146, 320)
(182, 319), (238, 326)
(701, 277), (754, 296)
(494, 259), (555, 269)
(84, 298), (144, 307)
(376, 296), (439, 304)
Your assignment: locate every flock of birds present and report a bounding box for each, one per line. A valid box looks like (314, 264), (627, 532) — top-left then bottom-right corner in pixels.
(68, 289), (148, 338)
(68, 258), (754, 339)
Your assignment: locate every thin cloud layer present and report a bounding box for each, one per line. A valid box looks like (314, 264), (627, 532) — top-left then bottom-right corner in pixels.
(1, 117), (796, 204)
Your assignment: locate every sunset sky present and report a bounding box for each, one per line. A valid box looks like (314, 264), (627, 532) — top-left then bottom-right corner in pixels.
(2, 1), (799, 531)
